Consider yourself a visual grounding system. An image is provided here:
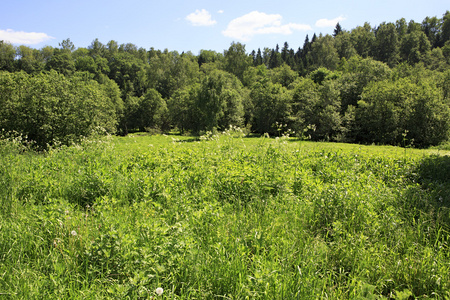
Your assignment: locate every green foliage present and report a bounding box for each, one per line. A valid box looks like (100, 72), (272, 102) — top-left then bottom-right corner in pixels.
(16, 45), (44, 74)
(290, 77), (343, 141)
(0, 71), (119, 149)
(198, 49), (223, 67)
(2, 9), (450, 148)
(224, 42), (252, 83)
(350, 23), (375, 58)
(335, 31), (358, 59)
(267, 63), (299, 87)
(147, 50), (200, 99)
(169, 70), (245, 133)
(250, 79), (291, 135)
(356, 78), (450, 146)
(0, 40), (16, 72)
(45, 48), (75, 76)
(337, 56), (392, 114)
(308, 34), (340, 71)
(400, 30), (431, 64)
(373, 22), (401, 67)
(309, 67), (338, 85)
(1, 134), (450, 299)
(127, 89), (169, 132)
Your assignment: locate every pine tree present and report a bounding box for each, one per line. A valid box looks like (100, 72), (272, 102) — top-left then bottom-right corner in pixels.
(333, 23), (343, 37)
(281, 42), (290, 62)
(301, 35), (313, 71)
(255, 48), (263, 66)
(251, 50), (257, 66)
(269, 44), (282, 69)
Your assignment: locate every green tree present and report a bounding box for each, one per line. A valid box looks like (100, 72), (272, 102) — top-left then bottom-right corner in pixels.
(0, 71), (118, 148)
(373, 22), (400, 67)
(196, 70), (245, 131)
(396, 18), (408, 38)
(75, 54), (98, 74)
(421, 16), (442, 48)
(59, 38), (75, 52)
(0, 41), (16, 72)
(333, 23), (343, 37)
(268, 63), (299, 87)
(198, 50), (223, 67)
(423, 47), (448, 71)
(45, 48), (75, 76)
(289, 77), (319, 135)
(300, 35), (314, 72)
(308, 34), (339, 71)
(442, 69), (450, 99)
(334, 31), (357, 59)
(108, 52), (147, 98)
(337, 56), (392, 113)
(250, 78), (291, 134)
(441, 11), (450, 45)
(290, 77), (343, 140)
(309, 67), (338, 85)
(40, 46), (54, 64)
(167, 84), (199, 133)
(255, 48), (263, 66)
(147, 50), (200, 99)
(133, 89), (169, 132)
(407, 80), (450, 146)
(400, 30), (431, 64)
(88, 38), (106, 58)
(281, 42), (295, 67)
(443, 41), (450, 64)
(106, 40), (119, 60)
(269, 44), (283, 69)
(242, 65), (267, 88)
(350, 23), (375, 58)
(356, 78), (449, 146)
(262, 47), (272, 67)
(16, 45), (43, 74)
(223, 42), (252, 83)
(316, 80), (344, 140)
(407, 20), (422, 33)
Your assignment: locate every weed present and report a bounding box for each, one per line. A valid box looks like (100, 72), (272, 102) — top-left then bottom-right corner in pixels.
(1, 131), (449, 299)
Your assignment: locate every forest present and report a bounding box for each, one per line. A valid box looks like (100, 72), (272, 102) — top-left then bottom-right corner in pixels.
(1, 11), (450, 149)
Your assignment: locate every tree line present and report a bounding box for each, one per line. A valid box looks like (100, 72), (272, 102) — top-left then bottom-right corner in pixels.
(1, 11), (450, 149)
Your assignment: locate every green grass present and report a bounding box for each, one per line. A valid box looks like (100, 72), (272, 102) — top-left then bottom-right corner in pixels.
(1, 131), (449, 299)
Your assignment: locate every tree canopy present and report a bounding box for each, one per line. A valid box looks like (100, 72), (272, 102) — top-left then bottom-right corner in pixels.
(1, 10), (450, 148)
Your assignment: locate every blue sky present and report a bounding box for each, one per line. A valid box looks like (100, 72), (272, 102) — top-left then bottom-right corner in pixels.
(1, 0), (448, 54)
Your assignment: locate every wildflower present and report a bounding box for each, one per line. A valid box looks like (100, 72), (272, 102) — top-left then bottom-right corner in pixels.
(155, 287), (163, 296)
(71, 230), (77, 236)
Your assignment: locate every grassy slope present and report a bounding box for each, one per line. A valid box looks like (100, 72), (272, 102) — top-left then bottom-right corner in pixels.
(1, 132), (449, 299)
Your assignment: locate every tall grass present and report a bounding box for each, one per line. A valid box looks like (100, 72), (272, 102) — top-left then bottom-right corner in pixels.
(1, 131), (449, 299)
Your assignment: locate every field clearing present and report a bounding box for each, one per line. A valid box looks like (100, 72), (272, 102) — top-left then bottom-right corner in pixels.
(1, 132), (449, 299)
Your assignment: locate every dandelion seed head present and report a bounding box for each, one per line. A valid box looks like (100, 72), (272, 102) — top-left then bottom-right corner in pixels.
(71, 230), (77, 236)
(155, 287), (163, 295)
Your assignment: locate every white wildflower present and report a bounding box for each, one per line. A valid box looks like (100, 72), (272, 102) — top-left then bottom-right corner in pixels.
(155, 287), (163, 296)
(70, 230), (77, 236)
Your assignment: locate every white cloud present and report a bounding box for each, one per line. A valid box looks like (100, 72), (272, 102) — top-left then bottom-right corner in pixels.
(222, 11), (311, 41)
(0, 29), (54, 45)
(186, 9), (217, 26)
(218, 10), (224, 14)
(315, 16), (346, 28)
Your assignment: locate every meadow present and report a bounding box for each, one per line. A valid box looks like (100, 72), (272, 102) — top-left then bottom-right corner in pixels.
(1, 129), (449, 299)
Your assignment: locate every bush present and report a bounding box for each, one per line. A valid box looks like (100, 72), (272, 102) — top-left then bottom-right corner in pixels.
(0, 71), (120, 149)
